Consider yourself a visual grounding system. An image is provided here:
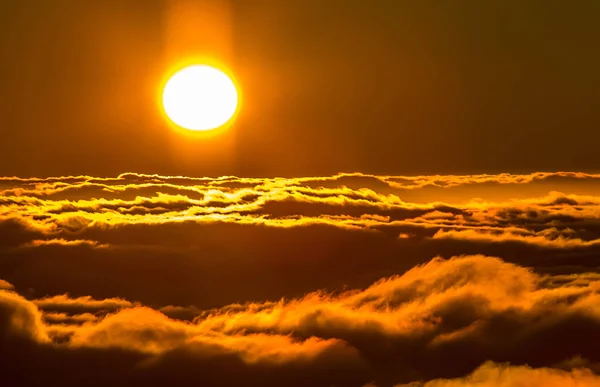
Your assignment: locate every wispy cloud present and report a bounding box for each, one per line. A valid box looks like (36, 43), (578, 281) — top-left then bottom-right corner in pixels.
(393, 361), (600, 387)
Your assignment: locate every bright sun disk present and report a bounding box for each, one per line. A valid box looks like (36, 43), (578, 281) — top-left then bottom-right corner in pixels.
(162, 65), (238, 131)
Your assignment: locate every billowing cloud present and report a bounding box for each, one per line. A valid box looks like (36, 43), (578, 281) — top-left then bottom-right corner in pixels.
(1, 255), (600, 385)
(1, 173), (600, 385)
(3, 172), (600, 306)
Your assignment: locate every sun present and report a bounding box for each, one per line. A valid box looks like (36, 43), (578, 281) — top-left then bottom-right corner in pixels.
(162, 65), (239, 131)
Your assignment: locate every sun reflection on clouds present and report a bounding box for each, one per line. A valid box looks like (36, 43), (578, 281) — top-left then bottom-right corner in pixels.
(2, 171), (600, 385)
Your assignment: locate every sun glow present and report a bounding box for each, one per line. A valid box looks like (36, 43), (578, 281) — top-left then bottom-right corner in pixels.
(162, 65), (238, 131)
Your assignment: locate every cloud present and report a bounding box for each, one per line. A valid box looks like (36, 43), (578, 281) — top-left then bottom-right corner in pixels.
(2, 172), (600, 385)
(42, 311), (98, 324)
(0, 279), (13, 290)
(2, 173), (600, 256)
(3, 172), (600, 311)
(1, 172), (599, 235)
(22, 238), (110, 249)
(1, 255), (600, 385)
(0, 290), (48, 343)
(431, 228), (600, 249)
(33, 294), (134, 314)
(395, 361), (600, 387)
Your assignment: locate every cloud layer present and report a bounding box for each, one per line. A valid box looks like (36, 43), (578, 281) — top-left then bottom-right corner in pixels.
(1, 255), (600, 386)
(1, 172), (599, 385)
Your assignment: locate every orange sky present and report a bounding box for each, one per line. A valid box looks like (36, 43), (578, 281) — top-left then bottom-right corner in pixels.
(1, 0), (599, 177)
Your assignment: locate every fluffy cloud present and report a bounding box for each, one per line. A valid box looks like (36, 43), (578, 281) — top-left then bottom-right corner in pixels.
(1, 172), (600, 385)
(4, 173), (600, 306)
(1, 255), (600, 385)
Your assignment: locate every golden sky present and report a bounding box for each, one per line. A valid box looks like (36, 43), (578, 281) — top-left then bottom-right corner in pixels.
(1, 0), (599, 177)
(1, 1), (600, 386)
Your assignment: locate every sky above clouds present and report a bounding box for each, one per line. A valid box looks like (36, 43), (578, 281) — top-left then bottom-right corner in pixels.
(0, 0), (599, 177)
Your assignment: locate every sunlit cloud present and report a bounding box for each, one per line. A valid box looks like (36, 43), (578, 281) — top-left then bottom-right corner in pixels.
(393, 361), (600, 387)
(2, 172), (600, 244)
(2, 172), (600, 385)
(22, 239), (110, 249)
(1, 254), (600, 385)
(0, 279), (13, 290)
(33, 294), (135, 314)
